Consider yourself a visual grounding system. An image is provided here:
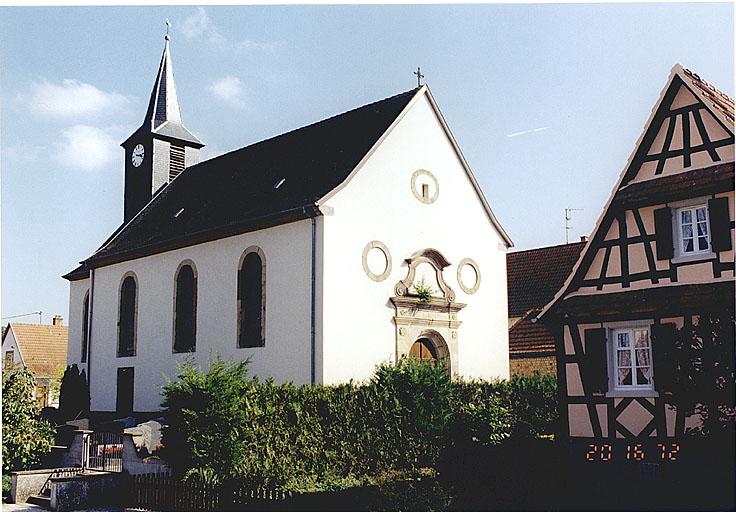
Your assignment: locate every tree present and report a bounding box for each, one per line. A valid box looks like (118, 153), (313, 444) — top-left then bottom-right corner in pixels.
(669, 312), (735, 438)
(2, 367), (55, 471)
(58, 364), (90, 421)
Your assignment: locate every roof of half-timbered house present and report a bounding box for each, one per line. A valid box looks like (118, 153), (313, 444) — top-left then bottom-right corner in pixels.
(540, 64), (734, 319)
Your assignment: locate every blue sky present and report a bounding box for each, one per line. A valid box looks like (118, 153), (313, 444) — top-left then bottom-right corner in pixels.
(1, 4), (733, 323)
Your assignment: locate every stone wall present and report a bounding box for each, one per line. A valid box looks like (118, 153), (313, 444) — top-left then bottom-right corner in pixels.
(9, 468), (82, 504)
(50, 472), (127, 512)
(510, 354), (556, 377)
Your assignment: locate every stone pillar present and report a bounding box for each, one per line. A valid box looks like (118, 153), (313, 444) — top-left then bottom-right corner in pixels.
(59, 430), (91, 468)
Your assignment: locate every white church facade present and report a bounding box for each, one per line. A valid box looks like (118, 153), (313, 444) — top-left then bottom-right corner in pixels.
(64, 36), (512, 414)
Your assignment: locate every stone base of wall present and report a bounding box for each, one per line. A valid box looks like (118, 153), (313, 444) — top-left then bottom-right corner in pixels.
(510, 354), (557, 377)
(50, 472), (127, 512)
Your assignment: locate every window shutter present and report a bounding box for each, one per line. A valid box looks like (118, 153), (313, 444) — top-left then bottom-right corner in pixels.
(651, 323), (677, 393)
(654, 207), (674, 260)
(584, 328), (608, 394)
(708, 197), (732, 252)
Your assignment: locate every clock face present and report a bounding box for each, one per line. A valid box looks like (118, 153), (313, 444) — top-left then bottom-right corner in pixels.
(131, 144), (145, 167)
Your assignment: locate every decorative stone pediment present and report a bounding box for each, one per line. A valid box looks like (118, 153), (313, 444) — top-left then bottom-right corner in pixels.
(393, 248), (456, 302)
(391, 248), (465, 377)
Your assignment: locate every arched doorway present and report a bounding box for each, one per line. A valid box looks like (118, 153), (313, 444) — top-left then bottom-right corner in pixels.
(407, 330), (451, 374)
(409, 338), (438, 361)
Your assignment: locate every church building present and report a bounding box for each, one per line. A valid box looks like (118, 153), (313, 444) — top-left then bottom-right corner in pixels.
(63, 35), (512, 414)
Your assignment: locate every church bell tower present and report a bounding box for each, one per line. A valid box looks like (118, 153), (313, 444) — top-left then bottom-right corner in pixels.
(121, 29), (204, 223)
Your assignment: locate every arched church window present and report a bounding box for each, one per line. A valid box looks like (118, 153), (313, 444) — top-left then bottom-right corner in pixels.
(118, 274), (137, 357)
(238, 248), (266, 348)
(81, 291), (89, 362)
(173, 263), (197, 353)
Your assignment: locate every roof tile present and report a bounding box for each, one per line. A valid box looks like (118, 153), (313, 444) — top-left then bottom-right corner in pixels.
(7, 323), (68, 377)
(507, 241), (586, 318)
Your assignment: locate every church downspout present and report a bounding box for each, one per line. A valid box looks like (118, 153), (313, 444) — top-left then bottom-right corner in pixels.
(310, 217), (317, 385)
(86, 267), (95, 401)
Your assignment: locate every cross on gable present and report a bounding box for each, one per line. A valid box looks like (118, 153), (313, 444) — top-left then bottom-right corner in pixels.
(414, 67), (424, 88)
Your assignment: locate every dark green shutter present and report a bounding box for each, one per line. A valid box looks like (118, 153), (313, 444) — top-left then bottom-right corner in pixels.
(654, 207), (674, 260)
(651, 323), (676, 393)
(708, 197), (732, 252)
(584, 328), (608, 394)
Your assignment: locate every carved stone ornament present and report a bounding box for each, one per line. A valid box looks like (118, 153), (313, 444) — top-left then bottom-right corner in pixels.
(394, 248), (456, 303)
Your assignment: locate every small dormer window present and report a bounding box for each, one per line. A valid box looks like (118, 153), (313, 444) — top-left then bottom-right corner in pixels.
(676, 204), (710, 256)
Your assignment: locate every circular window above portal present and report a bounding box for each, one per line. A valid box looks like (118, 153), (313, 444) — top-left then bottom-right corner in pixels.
(457, 258), (480, 294)
(362, 241), (392, 282)
(411, 169), (439, 204)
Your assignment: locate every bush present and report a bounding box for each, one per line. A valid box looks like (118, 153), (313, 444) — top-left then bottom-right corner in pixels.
(503, 372), (559, 437)
(368, 358), (452, 470)
(161, 356), (252, 484)
(2, 367), (55, 471)
(160, 357), (555, 492)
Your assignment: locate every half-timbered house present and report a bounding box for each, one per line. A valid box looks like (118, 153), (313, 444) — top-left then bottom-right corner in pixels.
(541, 65), (734, 458)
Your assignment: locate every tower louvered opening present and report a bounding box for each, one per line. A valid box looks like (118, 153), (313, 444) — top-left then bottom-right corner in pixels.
(170, 143), (185, 180)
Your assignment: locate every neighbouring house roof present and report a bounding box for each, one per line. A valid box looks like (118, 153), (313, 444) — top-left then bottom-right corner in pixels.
(507, 241), (586, 319)
(509, 309), (555, 358)
(507, 241), (586, 358)
(3, 323), (68, 378)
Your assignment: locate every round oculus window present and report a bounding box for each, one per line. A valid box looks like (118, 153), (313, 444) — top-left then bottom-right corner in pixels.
(362, 241), (392, 282)
(457, 258), (480, 294)
(411, 169), (439, 204)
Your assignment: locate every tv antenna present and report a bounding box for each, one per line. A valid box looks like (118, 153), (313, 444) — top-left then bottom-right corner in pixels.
(565, 208), (583, 244)
(2, 311), (42, 324)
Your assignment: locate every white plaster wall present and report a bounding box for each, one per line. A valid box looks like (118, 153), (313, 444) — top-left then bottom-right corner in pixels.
(2, 329), (24, 367)
(88, 219), (313, 412)
(320, 92), (510, 384)
(67, 280), (90, 367)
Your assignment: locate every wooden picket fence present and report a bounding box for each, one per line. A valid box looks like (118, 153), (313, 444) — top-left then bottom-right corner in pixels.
(129, 473), (292, 511)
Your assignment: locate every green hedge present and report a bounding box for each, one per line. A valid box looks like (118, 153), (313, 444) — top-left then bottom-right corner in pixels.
(161, 357), (557, 492)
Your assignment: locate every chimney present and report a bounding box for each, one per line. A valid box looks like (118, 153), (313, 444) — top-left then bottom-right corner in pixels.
(52, 315), (64, 326)
(580, 236), (588, 242)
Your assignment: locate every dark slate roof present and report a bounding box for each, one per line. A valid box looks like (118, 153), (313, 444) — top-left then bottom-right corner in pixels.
(509, 309), (555, 357)
(507, 241), (586, 319)
(62, 263), (90, 281)
(87, 88), (418, 266)
(122, 38), (202, 147)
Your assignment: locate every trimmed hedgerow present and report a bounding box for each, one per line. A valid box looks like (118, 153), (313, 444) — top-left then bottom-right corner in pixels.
(160, 357), (556, 492)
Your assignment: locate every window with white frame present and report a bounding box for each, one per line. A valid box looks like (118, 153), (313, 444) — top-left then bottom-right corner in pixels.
(612, 326), (653, 390)
(676, 204), (710, 256)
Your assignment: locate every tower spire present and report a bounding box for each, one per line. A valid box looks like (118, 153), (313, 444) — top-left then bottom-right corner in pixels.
(120, 25), (204, 223)
(138, 26), (201, 145)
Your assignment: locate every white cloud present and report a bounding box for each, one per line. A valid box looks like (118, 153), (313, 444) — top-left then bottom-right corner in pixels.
(180, 7), (270, 52)
(54, 125), (123, 171)
(19, 79), (131, 119)
(506, 126), (551, 138)
(208, 76), (246, 108)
